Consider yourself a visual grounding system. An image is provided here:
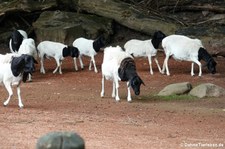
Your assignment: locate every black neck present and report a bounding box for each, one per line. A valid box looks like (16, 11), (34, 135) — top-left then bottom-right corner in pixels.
(93, 40), (101, 52)
(118, 57), (138, 81)
(151, 38), (161, 49)
(198, 47), (212, 63)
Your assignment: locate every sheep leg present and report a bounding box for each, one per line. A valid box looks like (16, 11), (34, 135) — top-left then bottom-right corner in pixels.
(3, 83), (13, 107)
(100, 75), (105, 97)
(28, 74), (32, 82)
(89, 59), (92, 70)
(191, 62), (195, 76)
(112, 82), (116, 98)
(127, 82), (132, 102)
(16, 86), (23, 108)
(40, 57), (46, 74)
(162, 55), (170, 76)
(59, 60), (62, 74)
(192, 59), (202, 76)
(91, 56), (98, 73)
(73, 57), (78, 71)
(161, 59), (166, 74)
(53, 59), (62, 74)
(147, 56), (153, 75)
(154, 57), (162, 73)
(115, 80), (120, 101)
(78, 56), (84, 70)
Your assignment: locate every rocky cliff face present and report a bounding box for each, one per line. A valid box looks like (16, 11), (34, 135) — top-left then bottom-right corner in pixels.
(0, 0), (224, 56)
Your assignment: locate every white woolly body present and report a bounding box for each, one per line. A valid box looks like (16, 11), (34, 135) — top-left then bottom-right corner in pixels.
(101, 46), (133, 102)
(72, 37), (98, 73)
(0, 63), (21, 85)
(124, 39), (161, 75)
(102, 46), (132, 79)
(124, 39), (157, 57)
(0, 53), (22, 83)
(37, 41), (66, 60)
(0, 53), (19, 63)
(18, 38), (37, 59)
(73, 37), (97, 57)
(37, 41), (67, 74)
(0, 53), (24, 108)
(161, 35), (204, 76)
(162, 35), (203, 61)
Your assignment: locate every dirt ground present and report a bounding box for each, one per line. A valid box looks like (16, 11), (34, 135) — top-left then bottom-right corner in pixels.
(0, 50), (225, 149)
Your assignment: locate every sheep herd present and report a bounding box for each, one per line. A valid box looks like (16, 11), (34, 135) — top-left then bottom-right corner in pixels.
(0, 29), (217, 108)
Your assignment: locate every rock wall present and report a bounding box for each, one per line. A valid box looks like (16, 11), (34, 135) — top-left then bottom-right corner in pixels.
(0, 0), (225, 56)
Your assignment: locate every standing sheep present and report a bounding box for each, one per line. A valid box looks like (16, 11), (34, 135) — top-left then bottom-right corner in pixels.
(9, 30), (28, 53)
(37, 41), (79, 74)
(17, 38), (38, 81)
(124, 31), (166, 75)
(161, 35), (217, 76)
(101, 46), (144, 102)
(72, 35), (105, 73)
(0, 53), (37, 108)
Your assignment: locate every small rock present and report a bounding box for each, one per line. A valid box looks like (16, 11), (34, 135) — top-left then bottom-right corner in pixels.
(36, 131), (85, 149)
(158, 82), (192, 96)
(189, 83), (225, 98)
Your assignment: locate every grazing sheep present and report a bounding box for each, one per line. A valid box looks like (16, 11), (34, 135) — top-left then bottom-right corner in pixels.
(100, 46), (144, 102)
(37, 41), (79, 74)
(124, 31), (166, 75)
(72, 35), (105, 73)
(17, 38), (38, 81)
(9, 30), (28, 53)
(161, 35), (217, 76)
(0, 53), (38, 108)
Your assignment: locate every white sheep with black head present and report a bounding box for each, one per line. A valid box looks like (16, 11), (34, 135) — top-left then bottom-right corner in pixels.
(17, 38), (38, 81)
(0, 53), (38, 108)
(161, 34), (217, 76)
(9, 30), (28, 53)
(124, 31), (166, 75)
(72, 35), (105, 73)
(37, 41), (80, 74)
(101, 46), (144, 102)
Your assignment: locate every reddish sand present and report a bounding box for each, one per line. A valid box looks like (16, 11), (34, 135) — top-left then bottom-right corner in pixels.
(0, 51), (225, 149)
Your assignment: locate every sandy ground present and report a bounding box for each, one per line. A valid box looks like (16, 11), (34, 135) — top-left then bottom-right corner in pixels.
(0, 50), (225, 149)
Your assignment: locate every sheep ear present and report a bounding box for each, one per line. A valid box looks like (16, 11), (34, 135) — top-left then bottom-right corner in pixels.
(11, 56), (25, 77)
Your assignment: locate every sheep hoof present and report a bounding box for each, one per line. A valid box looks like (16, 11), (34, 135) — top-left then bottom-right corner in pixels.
(115, 97), (120, 102)
(19, 106), (24, 109)
(127, 100), (132, 103)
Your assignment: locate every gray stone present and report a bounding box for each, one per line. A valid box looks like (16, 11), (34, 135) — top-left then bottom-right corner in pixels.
(33, 11), (113, 45)
(189, 83), (225, 98)
(158, 82), (192, 96)
(36, 132), (85, 149)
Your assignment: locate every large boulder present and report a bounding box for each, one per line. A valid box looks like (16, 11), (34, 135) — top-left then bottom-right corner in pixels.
(74, 0), (178, 36)
(33, 11), (113, 44)
(36, 132), (85, 149)
(189, 83), (225, 98)
(158, 82), (192, 96)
